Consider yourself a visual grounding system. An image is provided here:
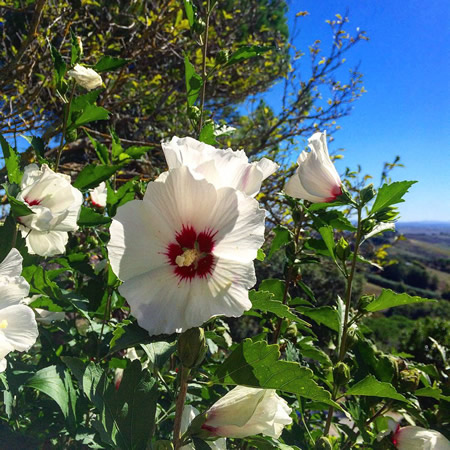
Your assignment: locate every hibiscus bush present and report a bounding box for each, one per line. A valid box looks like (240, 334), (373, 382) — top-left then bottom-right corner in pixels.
(0, 1), (449, 449)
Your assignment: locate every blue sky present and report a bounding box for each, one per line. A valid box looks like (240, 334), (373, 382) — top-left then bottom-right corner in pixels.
(264, 0), (450, 222)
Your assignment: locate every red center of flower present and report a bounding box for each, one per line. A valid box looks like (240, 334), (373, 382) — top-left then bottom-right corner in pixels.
(325, 184), (343, 202)
(24, 197), (41, 207)
(166, 225), (216, 281)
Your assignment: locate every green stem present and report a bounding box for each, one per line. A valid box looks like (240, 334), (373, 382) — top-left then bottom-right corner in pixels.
(198, 0), (211, 136)
(55, 82), (76, 171)
(173, 366), (191, 449)
(324, 206), (364, 436)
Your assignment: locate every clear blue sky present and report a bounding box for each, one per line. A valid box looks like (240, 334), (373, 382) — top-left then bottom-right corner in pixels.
(264, 0), (450, 222)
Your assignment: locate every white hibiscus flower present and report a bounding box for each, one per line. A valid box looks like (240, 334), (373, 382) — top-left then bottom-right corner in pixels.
(284, 131), (342, 203)
(0, 249), (39, 371)
(67, 64), (103, 90)
(17, 164), (83, 256)
(89, 181), (107, 208)
(161, 136), (278, 197)
(108, 166), (265, 335)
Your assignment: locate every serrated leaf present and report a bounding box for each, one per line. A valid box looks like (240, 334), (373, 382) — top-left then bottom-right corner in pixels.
(140, 341), (176, 371)
(50, 44), (66, 84)
(296, 306), (339, 332)
(184, 55), (203, 107)
(78, 206), (111, 227)
(73, 164), (121, 190)
(370, 181), (417, 214)
(26, 366), (69, 417)
(214, 339), (337, 406)
(86, 130), (109, 164)
(21, 135), (46, 163)
(224, 45), (271, 67)
(70, 90), (102, 113)
(415, 387), (450, 402)
(346, 375), (407, 402)
(67, 104), (109, 131)
(250, 290), (306, 323)
(93, 55), (128, 72)
(0, 134), (22, 184)
(365, 289), (436, 312)
(268, 225), (291, 258)
(0, 216), (16, 262)
(199, 122), (219, 145)
(123, 145), (152, 159)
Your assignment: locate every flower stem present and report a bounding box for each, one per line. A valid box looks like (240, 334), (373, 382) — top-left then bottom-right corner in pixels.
(198, 0), (211, 136)
(173, 365), (191, 449)
(55, 82), (76, 172)
(324, 205), (363, 435)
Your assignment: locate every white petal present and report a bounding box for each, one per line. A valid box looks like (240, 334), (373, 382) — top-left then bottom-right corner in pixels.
(396, 426), (450, 450)
(0, 304), (39, 352)
(35, 309), (65, 324)
(0, 358), (7, 372)
(0, 337), (15, 360)
(108, 200), (173, 282)
(0, 248), (23, 278)
(363, 222), (396, 241)
(284, 170), (327, 203)
(0, 278), (30, 307)
(211, 189), (265, 263)
(24, 229), (68, 256)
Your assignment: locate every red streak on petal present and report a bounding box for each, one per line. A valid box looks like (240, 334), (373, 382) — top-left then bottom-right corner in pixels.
(24, 197), (41, 206)
(324, 184), (343, 202)
(201, 424), (218, 434)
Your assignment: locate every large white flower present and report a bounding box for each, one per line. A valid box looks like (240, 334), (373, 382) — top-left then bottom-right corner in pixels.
(0, 249), (39, 372)
(90, 181), (107, 208)
(393, 426), (450, 450)
(201, 386), (292, 439)
(108, 166), (265, 335)
(161, 136), (278, 197)
(284, 131), (342, 203)
(67, 64), (103, 90)
(181, 405), (226, 450)
(17, 164), (83, 256)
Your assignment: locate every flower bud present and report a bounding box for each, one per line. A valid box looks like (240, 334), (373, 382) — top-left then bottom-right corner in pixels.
(358, 294), (374, 311)
(360, 184), (376, 204)
(333, 362), (351, 386)
(177, 327), (207, 369)
(336, 237), (350, 261)
(285, 323), (298, 339)
(398, 369), (420, 392)
(345, 326), (358, 350)
(314, 436), (333, 450)
(216, 50), (229, 64)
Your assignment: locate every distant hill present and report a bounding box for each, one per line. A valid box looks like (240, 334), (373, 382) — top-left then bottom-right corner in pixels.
(396, 221), (450, 235)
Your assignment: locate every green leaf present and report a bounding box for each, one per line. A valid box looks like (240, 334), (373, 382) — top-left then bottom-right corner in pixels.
(93, 55), (129, 72)
(215, 339), (337, 406)
(70, 30), (82, 65)
(346, 375), (407, 402)
(122, 145), (152, 160)
(184, 55), (203, 107)
(70, 90), (102, 112)
(365, 289), (436, 313)
(318, 226), (336, 261)
(415, 387), (450, 402)
(199, 122), (219, 146)
(67, 104), (109, 131)
(371, 181), (417, 214)
(224, 45), (271, 67)
(86, 131), (109, 164)
(0, 216), (16, 261)
(5, 193), (34, 218)
(259, 279), (286, 301)
(106, 179), (136, 217)
(141, 342), (176, 371)
(50, 44), (66, 85)
(73, 164), (121, 190)
(63, 358), (159, 448)
(0, 134), (22, 184)
(21, 135), (46, 163)
(256, 248), (266, 261)
(296, 306), (340, 332)
(183, 0), (196, 27)
(26, 366), (70, 417)
(78, 206), (111, 227)
(250, 290), (306, 323)
(268, 225), (291, 258)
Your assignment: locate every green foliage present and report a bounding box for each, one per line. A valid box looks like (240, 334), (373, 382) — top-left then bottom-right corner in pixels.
(0, 133), (21, 184)
(73, 164), (122, 190)
(346, 375), (407, 402)
(366, 289), (436, 312)
(370, 181), (417, 215)
(215, 338), (337, 406)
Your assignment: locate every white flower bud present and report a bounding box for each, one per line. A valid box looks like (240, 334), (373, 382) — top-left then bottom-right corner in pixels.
(67, 64), (102, 90)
